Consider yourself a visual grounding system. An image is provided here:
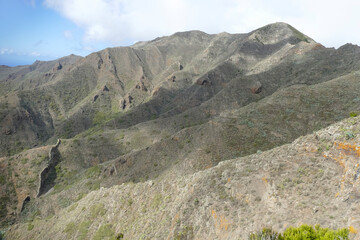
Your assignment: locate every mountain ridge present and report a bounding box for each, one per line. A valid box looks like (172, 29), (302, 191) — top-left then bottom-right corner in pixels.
(0, 22), (360, 239)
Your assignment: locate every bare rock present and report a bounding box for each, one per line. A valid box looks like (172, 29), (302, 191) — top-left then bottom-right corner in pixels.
(196, 79), (210, 86)
(20, 196), (31, 212)
(152, 87), (160, 96)
(120, 95), (134, 110)
(135, 81), (147, 91)
(127, 95), (133, 104)
(120, 99), (126, 110)
(169, 76), (176, 82)
(37, 139), (62, 197)
(98, 58), (104, 69)
(3, 128), (12, 135)
(249, 81), (262, 94)
(102, 85), (109, 91)
(53, 62), (62, 72)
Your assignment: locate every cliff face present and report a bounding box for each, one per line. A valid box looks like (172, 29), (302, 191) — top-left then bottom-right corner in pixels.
(0, 23), (360, 239)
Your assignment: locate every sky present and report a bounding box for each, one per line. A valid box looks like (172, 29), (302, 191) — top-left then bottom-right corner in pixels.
(1, 0), (360, 66)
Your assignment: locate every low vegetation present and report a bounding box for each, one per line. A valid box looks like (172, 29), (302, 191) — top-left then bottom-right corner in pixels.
(249, 225), (349, 240)
(2, 23), (360, 240)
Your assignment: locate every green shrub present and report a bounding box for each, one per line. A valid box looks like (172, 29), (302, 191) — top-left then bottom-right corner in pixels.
(67, 203), (78, 212)
(249, 225), (350, 240)
(0, 196), (9, 218)
(93, 224), (116, 240)
(64, 222), (77, 236)
(249, 228), (279, 240)
(93, 111), (110, 125)
(77, 220), (91, 240)
(90, 203), (106, 219)
(34, 155), (47, 165)
(85, 165), (101, 178)
(116, 233), (124, 239)
(350, 112), (358, 117)
(345, 131), (355, 140)
(27, 223), (34, 231)
(174, 225), (194, 240)
(151, 193), (163, 209)
(0, 175), (6, 185)
(282, 224), (349, 240)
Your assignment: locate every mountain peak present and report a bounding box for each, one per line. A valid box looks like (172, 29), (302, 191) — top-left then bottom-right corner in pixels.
(249, 22), (314, 45)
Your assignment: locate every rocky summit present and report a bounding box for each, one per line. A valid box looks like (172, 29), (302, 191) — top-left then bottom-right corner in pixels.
(0, 22), (360, 239)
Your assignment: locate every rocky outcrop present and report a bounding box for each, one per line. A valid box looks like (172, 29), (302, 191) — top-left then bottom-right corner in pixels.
(135, 81), (147, 91)
(53, 62), (62, 72)
(120, 95), (134, 110)
(249, 81), (262, 94)
(127, 95), (133, 104)
(168, 76), (176, 82)
(3, 128), (12, 135)
(120, 99), (126, 110)
(102, 85), (109, 92)
(98, 58), (104, 69)
(196, 79), (210, 86)
(36, 139), (61, 197)
(20, 196), (30, 212)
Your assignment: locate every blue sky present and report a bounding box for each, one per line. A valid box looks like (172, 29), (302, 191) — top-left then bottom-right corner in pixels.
(0, 0), (110, 66)
(1, 0), (360, 66)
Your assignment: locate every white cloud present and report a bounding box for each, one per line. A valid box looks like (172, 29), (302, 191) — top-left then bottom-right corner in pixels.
(0, 48), (14, 55)
(30, 51), (41, 56)
(0, 48), (42, 57)
(44, 0), (360, 48)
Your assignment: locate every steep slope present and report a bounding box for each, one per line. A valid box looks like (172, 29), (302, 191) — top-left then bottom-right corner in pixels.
(1, 56), (359, 232)
(1, 22), (360, 238)
(6, 114), (360, 240)
(0, 22), (318, 156)
(0, 54), (82, 95)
